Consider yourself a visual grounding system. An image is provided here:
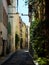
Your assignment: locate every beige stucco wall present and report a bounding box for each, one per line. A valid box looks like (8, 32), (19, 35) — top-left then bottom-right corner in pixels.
(15, 14), (20, 49)
(8, 13), (21, 50)
(28, 26), (30, 50)
(8, 0), (16, 51)
(2, 0), (8, 40)
(8, 0), (16, 13)
(0, 22), (7, 55)
(0, 22), (7, 40)
(15, 14), (20, 36)
(2, 0), (8, 14)
(0, 23), (2, 32)
(22, 23), (26, 48)
(0, 0), (8, 55)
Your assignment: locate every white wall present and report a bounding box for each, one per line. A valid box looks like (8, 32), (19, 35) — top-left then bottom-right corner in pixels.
(2, 0), (8, 40)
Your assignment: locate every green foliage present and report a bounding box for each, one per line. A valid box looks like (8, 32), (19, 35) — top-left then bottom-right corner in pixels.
(25, 0), (28, 5)
(30, 19), (40, 43)
(37, 57), (47, 65)
(8, 22), (11, 34)
(25, 0), (43, 5)
(30, 19), (40, 56)
(25, 0), (32, 5)
(30, 19), (49, 64)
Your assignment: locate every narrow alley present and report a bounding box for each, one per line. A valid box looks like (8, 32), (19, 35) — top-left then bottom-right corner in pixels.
(0, 0), (49, 65)
(1, 50), (35, 65)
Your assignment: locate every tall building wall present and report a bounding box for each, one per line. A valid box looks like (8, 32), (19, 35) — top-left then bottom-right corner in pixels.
(2, 0), (8, 14)
(0, 0), (10, 55)
(15, 14), (21, 49)
(8, 0), (16, 51)
(0, 0), (3, 22)
(0, 0), (8, 41)
(22, 23), (26, 48)
(15, 14), (20, 36)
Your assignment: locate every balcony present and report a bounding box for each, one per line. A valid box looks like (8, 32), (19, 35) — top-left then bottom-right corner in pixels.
(7, 0), (11, 5)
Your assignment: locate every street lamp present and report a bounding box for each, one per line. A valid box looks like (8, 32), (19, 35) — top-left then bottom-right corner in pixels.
(21, 13), (31, 16)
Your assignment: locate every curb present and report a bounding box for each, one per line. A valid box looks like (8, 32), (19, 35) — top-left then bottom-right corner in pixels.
(29, 53), (39, 65)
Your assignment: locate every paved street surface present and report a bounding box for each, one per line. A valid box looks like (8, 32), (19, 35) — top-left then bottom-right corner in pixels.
(1, 50), (35, 65)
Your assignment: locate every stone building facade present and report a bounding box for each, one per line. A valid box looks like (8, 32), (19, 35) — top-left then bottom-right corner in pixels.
(0, 0), (11, 56)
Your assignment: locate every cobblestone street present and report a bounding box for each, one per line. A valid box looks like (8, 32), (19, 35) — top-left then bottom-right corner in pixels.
(1, 50), (35, 65)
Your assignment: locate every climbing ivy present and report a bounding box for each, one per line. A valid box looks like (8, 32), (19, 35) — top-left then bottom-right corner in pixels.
(30, 19), (49, 65)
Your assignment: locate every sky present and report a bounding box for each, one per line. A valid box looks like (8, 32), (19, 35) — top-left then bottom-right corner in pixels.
(16, 0), (30, 26)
